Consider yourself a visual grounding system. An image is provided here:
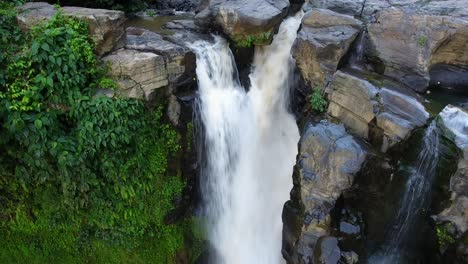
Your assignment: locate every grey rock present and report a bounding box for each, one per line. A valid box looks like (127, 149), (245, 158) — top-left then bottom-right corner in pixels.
(327, 70), (429, 152)
(195, 0), (289, 44)
(316, 236), (341, 264)
(125, 27), (195, 84)
(167, 95), (181, 126)
(434, 106), (468, 234)
(293, 9), (362, 88)
(367, 8), (468, 92)
(282, 121), (367, 263)
(102, 49), (168, 100)
(17, 2), (126, 56)
(341, 251), (359, 264)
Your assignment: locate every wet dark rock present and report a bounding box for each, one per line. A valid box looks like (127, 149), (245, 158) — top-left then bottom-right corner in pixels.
(315, 236), (341, 264)
(430, 64), (468, 93)
(434, 106), (468, 237)
(340, 250), (359, 264)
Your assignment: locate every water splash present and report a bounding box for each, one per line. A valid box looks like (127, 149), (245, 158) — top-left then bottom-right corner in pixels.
(369, 120), (440, 263)
(190, 13), (303, 264)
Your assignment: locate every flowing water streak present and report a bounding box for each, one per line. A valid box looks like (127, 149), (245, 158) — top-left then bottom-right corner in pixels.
(370, 120), (440, 263)
(190, 13), (303, 264)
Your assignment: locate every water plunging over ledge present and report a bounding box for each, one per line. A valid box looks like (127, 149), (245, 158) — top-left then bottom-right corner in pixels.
(190, 13), (303, 264)
(369, 120), (441, 263)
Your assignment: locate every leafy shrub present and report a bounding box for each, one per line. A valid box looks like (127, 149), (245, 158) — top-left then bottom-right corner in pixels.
(309, 87), (328, 113)
(0, 4), (196, 262)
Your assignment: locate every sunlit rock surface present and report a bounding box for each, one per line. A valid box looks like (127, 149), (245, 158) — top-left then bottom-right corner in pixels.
(327, 70), (429, 152)
(17, 2), (126, 55)
(292, 9), (362, 88)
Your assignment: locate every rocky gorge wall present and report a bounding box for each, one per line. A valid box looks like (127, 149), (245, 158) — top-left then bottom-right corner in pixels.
(16, 0), (468, 263)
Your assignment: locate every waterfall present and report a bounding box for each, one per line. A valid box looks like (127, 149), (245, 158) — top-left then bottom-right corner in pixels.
(369, 120), (440, 263)
(190, 13), (303, 264)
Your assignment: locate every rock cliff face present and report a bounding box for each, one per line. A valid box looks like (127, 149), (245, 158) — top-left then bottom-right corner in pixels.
(283, 1), (468, 263)
(434, 106), (468, 261)
(292, 9), (362, 88)
(283, 121), (367, 264)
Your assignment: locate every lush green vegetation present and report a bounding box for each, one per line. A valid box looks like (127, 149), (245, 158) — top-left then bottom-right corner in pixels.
(0, 3), (201, 262)
(29, 0), (152, 12)
(309, 88), (328, 113)
(232, 31), (273, 48)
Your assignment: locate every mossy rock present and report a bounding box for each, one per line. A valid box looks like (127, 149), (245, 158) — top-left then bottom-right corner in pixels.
(232, 31), (273, 48)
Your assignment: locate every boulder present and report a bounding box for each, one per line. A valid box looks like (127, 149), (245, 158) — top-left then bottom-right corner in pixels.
(434, 106), (468, 234)
(17, 2), (126, 56)
(125, 27), (196, 85)
(102, 49), (168, 100)
(293, 9), (362, 88)
(195, 0), (290, 45)
(367, 8), (468, 92)
(327, 70), (429, 152)
(282, 121), (367, 264)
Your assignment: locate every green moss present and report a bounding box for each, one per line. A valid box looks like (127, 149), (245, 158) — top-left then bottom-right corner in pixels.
(418, 35), (426, 47)
(233, 31), (273, 48)
(186, 122), (194, 152)
(436, 223), (456, 249)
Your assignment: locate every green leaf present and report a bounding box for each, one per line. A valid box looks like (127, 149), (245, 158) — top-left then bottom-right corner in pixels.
(34, 119), (43, 129)
(41, 42), (50, 52)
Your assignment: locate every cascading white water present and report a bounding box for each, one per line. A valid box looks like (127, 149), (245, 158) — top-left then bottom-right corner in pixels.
(369, 120), (440, 263)
(190, 13), (303, 264)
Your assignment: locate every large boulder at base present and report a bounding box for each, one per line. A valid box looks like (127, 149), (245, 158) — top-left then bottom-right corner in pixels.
(102, 49), (168, 100)
(367, 8), (468, 92)
(195, 0), (289, 45)
(282, 121), (367, 264)
(434, 106), (468, 234)
(17, 2), (126, 55)
(327, 70), (429, 152)
(293, 9), (362, 89)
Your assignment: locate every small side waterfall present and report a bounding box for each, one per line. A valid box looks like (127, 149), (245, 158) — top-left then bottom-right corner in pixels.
(369, 121), (441, 263)
(191, 13), (303, 264)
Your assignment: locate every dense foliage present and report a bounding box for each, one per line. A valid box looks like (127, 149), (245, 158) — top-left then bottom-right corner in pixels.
(30, 0), (153, 12)
(0, 3), (200, 262)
